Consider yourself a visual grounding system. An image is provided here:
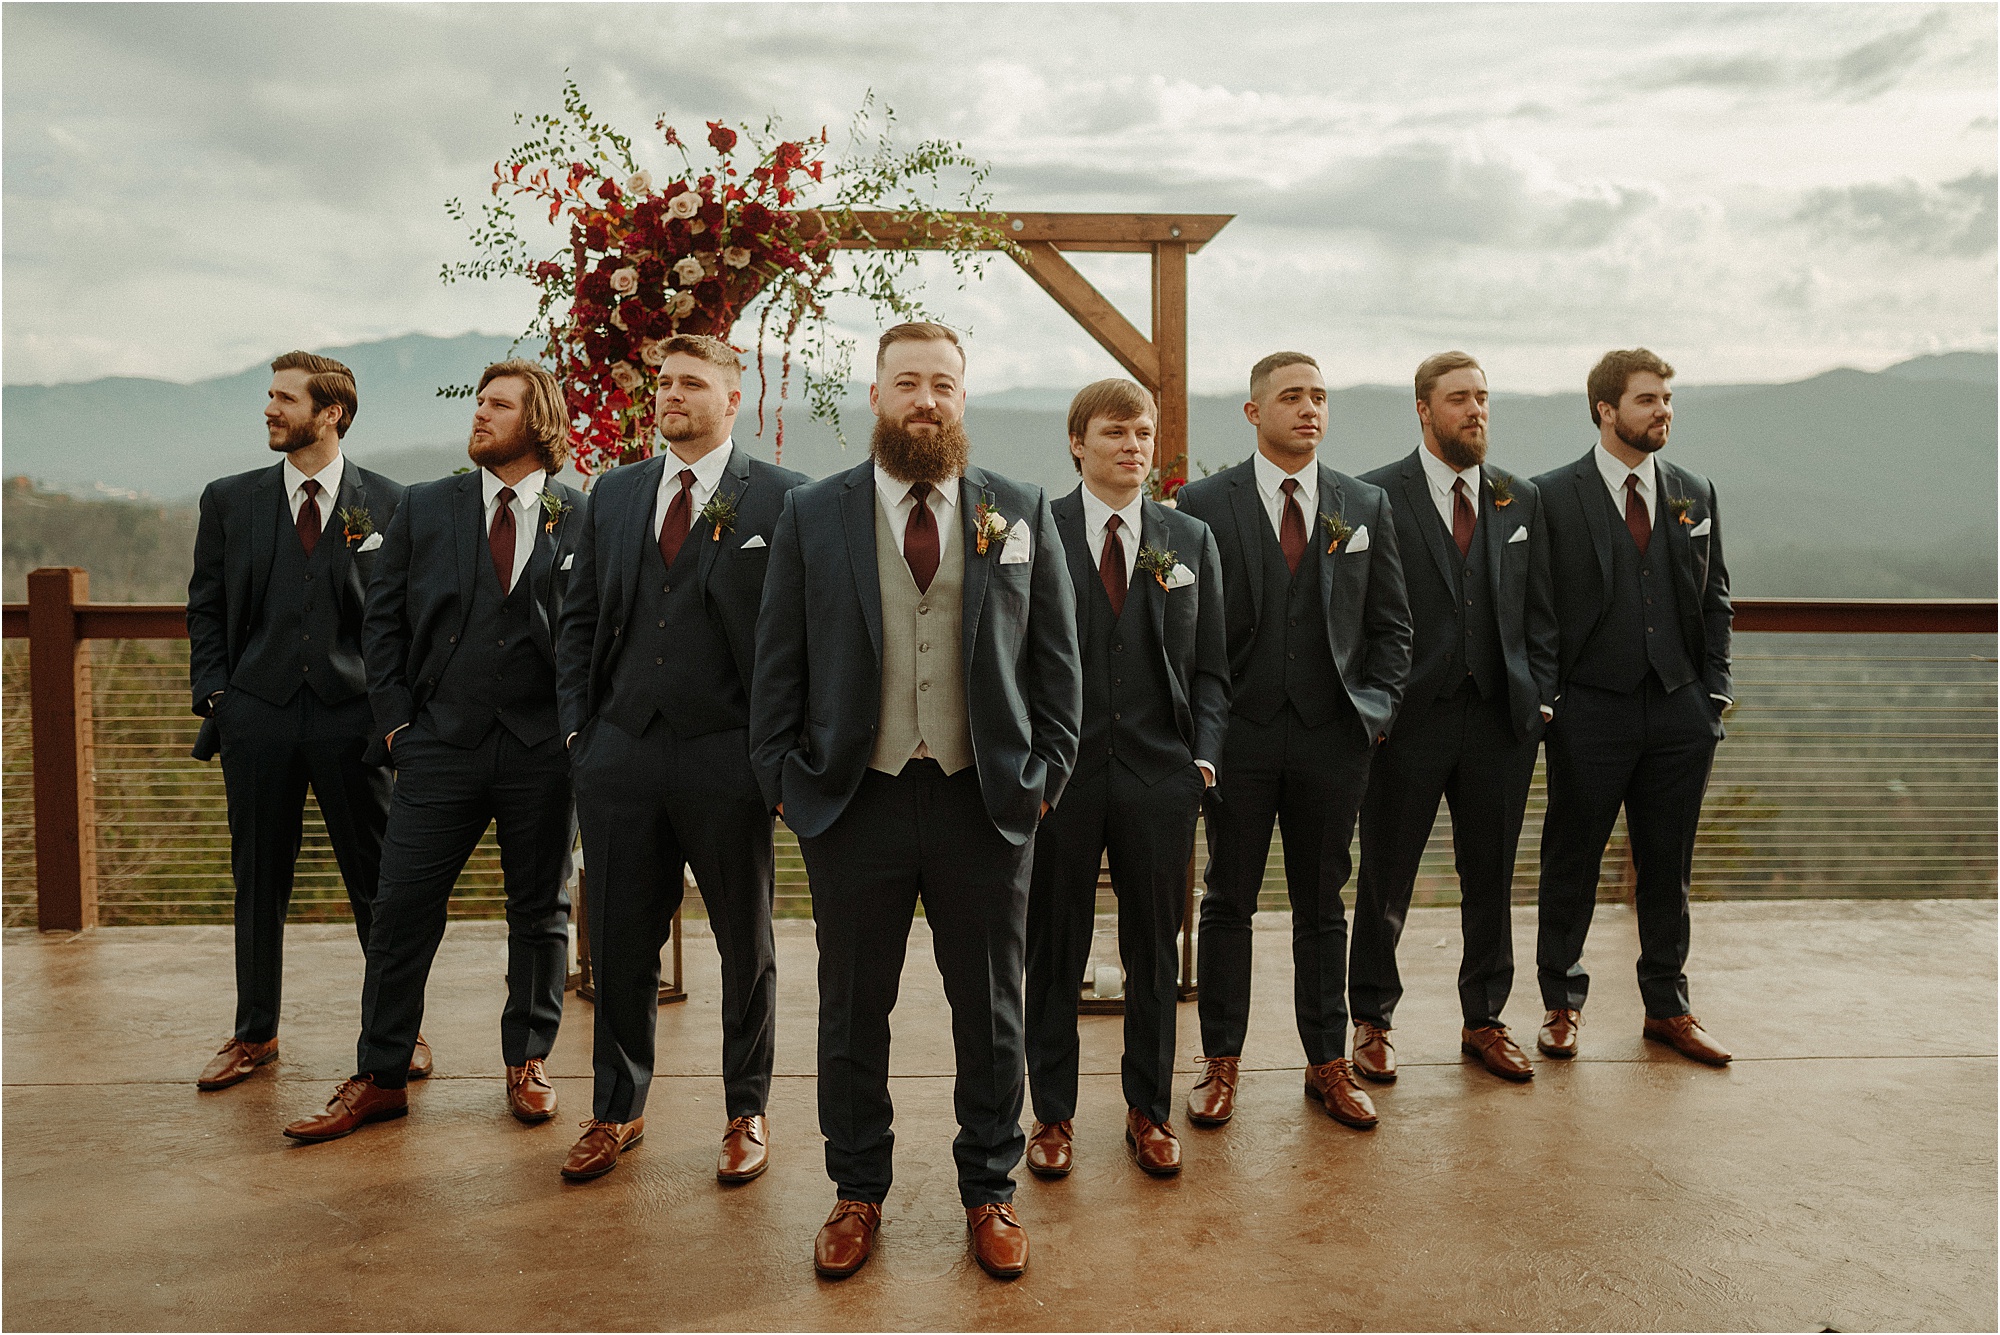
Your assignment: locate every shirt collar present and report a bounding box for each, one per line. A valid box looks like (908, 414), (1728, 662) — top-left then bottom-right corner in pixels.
(481, 467), (546, 508)
(1253, 449), (1317, 507)
(663, 439), (735, 494)
(282, 450), (343, 500)
(873, 461), (961, 514)
(1080, 483), (1143, 542)
(1593, 443), (1657, 496)
(1418, 446), (1479, 500)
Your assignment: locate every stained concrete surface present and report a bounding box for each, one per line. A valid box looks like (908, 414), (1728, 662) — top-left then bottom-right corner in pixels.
(4, 899), (1994, 1332)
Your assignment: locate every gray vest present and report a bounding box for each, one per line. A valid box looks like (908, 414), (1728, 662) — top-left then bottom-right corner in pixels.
(232, 500), (346, 707)
(1569, 487), (1696, 695)
(869, 497), (973, 775)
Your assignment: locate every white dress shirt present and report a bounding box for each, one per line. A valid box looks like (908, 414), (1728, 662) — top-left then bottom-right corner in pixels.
(282, 452), (344, 529)
(873, 464), (961, 561)
(1079, 485), (1142, 586)
(1417, 447), (1480, 534)
(652, 440), (735, 540)
(1593, 443), (1656, 529)
(1252, 450), (1318, 540)
(481, 467), (545, 593)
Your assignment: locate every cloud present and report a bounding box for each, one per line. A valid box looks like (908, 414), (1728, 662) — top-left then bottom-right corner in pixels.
(1830, 9), (1950, 98)
(1793, 171), (1997, 257)
(1635, 53), (1789, 92)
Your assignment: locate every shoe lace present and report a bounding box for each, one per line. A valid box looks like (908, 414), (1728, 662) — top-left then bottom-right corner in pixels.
(969, 1202), (1020, 1227)
(1196, 1056), (1238, 1087)
(725, 1114), (764, 1142)
(828, 1199), (878, 1223)
(328, 1077), (372, 1109)
(513, 1061), (551, 1089)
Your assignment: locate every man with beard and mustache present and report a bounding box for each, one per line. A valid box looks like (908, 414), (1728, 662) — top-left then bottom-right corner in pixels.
(1349, 352), (1557, 1087)
(187, 351), (405, 1092)
(751, 323), (1081, 1280)
(283, 360), (584, 1141)
(1531, 349), (1735, 1067)
(553, 334), (807, 1183)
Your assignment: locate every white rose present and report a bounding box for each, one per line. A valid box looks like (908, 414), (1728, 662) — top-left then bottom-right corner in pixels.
(723, 246), (752, 269)
(609, 362), (642, 392)
(609, 266), (639, 296)
(638, 337), (667, 366)
(673, 292), (697, 318)
(667, 192), (700, 220)
(672, 256), (705, 285)
(624, 170), (653, 197)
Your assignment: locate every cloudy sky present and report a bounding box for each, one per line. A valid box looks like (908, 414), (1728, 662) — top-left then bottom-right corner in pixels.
(5, 2), (1994, 394)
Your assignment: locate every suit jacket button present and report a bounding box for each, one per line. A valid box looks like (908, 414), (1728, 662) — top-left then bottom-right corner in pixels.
(1114, 712), (1122, 721)
(658, 620), (666, 628)
(497, 639), (506, 647)
(449, 635), (457, 643)
(663, 584), (671, 593)
(656, 656), (664, 664)
(612, 626), (620, 635)
(1288, 651), (1296, 660)
(302, 634), (310, 641)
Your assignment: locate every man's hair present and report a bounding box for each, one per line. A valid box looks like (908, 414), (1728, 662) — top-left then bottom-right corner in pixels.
(876, 322), (965, 373)
(1065, 378), (1156, 473)
(1414, 351), (1483, 405)
(1587, 348), (1674, 426)
(655, 333), (743, 387)
(270, 350), (358, 438)
(477, 358), (571, 474)
(1249, 351), (1320, 401)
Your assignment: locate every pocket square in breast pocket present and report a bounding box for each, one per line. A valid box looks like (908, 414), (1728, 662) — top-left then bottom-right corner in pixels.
(1688, 517), (1711, 537)
(1165, 562), (1196, 590)
(738, 534), (768, 550)
(357, 533), (383, 553)
(560, 554), (574, 571)
(1344, 524), (1370, 554)
(1000, 518), (1033, 564)
(1507, 525), (1529, 544)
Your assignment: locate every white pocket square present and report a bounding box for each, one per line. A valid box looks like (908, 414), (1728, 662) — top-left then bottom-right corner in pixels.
(1164, 562), (1196, 590)
(1000, 518), (1032, 564)
(560, 554), (574, 571)
(1688, 517), (1711, 537)
(356, 533), (383, 553)
(738, 534), (768, 550)
(1344, 525), (1370, 554)
(1507, 525), (1529, 544)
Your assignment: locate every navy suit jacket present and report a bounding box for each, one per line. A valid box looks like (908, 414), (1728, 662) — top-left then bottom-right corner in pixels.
(1051, 486), (1230, 777)
(555, 444), (808, 742)
(1358, 451), (1558, 740)
(360, 470), (584, 743)
(1532, 449), (1733, 704)
(1175, 457), (1412, 743)
(186, 458), (404, 762)
(750, 460), (1083, 847)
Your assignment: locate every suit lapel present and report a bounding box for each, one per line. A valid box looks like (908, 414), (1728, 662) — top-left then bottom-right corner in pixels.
(1226, 470), (1267, 627)
(840, 462), (884, 663)
(525, 483), (563, 660)
(250, 464), (283, 617)
(697, 444), (750, 594)
(1401, 453), (1459, 593)
(328, 463), (368, 599)
(1572, 452), (1616, 613)
(453, 471), (482, 605)
(1480, 466), (1507, 605)
(619, 455), (667, 630)
(1054, 489), (1096, 643)
(1140, 498), (1170, 652)
(1657, 458), (1702, 607)
(958, 467), (993, 673)
(1315, 462), (1345, 630)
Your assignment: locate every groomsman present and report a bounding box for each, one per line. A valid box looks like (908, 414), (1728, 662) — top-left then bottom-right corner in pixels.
(1024, 379), (1227, 1179)
(1349, 353), (1557, 1085)
(1533, 349), (1734, 1066)
(554, 335), (807, 1181)
(283, 360), (584, 1142)
(186, 352), (405, 1091)
(752, 323), (1081, 1280)
(1174, 352), (1410, 1131)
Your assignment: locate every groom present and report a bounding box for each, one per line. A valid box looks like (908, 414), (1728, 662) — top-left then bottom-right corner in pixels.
(752, 322), (1081, 1280)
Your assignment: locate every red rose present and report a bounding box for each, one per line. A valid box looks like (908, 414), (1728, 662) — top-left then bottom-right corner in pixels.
(707, 121), (738, 154)
(774, 140), (805, 172)
(534, 260), (564, 282)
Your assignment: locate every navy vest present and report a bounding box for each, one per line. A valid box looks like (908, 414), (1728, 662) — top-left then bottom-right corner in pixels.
(600, 528), (744, 738)
(425, 552), (555, 748)
(1449, 511), (1508, 703)
(1231, 521), (1347, 728)
(231, 504), (349, 707)
(1073, 573), (1190, 786)
(1568, 488), (1696, 694)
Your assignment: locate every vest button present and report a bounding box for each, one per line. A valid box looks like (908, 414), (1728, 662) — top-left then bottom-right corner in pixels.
(1647, 627), (1655, 634)
(918, 604), (930, 615)
(1288, 651), (1296, 660)
(612, 626), (620, 635)
(1641, 568), (1650, 577)
(1644, 598), (1653, 606)
(919, 681), (930, 691)
(1114, 677), (1122, 686)
(658, 620), (667, 628)
(663, 584), (671, 593)
(919, 642), (929, 652)
(497, 639), (506, 647)
(302, 634), (310, 641)
(656, 656), (665, 664)
(1113, 643), (1123, 653)
(1114, 712), (1122, 720)
(1466, 599), (1474, 606)
(304, 573), (312, 582)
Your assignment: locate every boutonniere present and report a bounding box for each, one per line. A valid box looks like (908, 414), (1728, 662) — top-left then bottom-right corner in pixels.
(538, 490), (572, 534)
(1135, 544), (1177, 591)
(1667, 495), (1696, 525)
(697, 490), (738, 541)
(1319, 510), (1353, 554)
(1489, 474), (1515, 508)
(973, 495), (1010, 556)
(336, 505), (374, 548)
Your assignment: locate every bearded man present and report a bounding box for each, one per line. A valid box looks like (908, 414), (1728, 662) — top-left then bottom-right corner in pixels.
(186, 351), (404, 1092)
(1348, 353), (1558, 1088)
(751, 323), (1081, 1280)
(1531, 349), (1735, 1068)
(283, 359), (585, 1141)
(551, 335), (807, 1182)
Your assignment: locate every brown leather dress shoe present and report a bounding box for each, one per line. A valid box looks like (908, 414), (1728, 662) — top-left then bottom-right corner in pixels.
(196, 1038), (277, 1091)
(1186, 1056), (1239, 1126)
(1124, 1108), (1182, 1176)
(717, 1114), (770, 1182)
(1352, 1021), (1397, 1083)
(1304, 1058), (1379, 1129)
(559, 1117), (644, 1181)
(814, 1200), (882, 1279)
(1025, 1120), (1073, 1177)
(1538, 1008), (1582, 1059)
(1643, 1014), (1732, 1066)
(408, 1034), (433, 1080)
(967, 1202), (1029, 1278)
(1462, 1025), (1535, 1082)
(282, 1075), (408, 1142)
(506, 1059), (558, 1123)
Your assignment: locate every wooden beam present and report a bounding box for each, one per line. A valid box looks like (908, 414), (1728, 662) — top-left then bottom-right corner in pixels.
(832, 211), (1233, 254)
(1732, 598), (1997, 635)
(25, 568), (97, 932)
(1009, 241), (1159, 388)
(1151, 241), (1190, 485)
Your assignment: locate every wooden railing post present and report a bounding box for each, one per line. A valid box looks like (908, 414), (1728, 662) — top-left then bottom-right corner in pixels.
(1151, 237), (1190, 484)
(26, 567), (97, 932)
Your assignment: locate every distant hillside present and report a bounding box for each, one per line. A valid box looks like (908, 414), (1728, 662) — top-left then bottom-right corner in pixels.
(3, 477), (198, 602)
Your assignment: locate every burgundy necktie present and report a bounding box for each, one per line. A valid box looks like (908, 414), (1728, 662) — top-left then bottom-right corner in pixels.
(296, 478), (322, 556)
(659, 468), (695, 568)
(1624, 475), (1651, 555)
(490, 487), (517, 593)
(1100, 513), (1128, 618)
(1452, 477), (1476, 559)
(904, 482), (939, 593)
(1279, 478), (1307, 575)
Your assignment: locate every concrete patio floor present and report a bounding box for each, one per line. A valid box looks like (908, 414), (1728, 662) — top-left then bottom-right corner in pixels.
(4, 898), (1994, 1332)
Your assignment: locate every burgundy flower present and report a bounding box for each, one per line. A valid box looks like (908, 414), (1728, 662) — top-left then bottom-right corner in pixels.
(707, 121), (738, 154)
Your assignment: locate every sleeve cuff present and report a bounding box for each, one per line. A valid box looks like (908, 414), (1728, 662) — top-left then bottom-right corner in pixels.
(1195, 760), (1216, 783)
